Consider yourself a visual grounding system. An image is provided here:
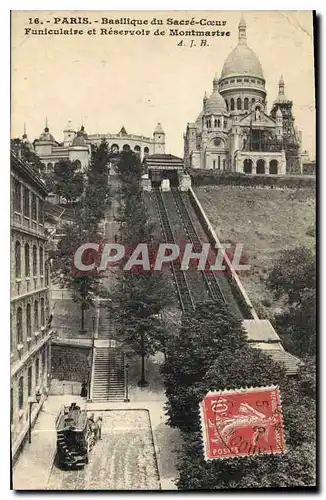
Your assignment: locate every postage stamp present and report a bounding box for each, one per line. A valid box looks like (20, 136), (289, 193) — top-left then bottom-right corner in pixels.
(200, 386), (286, 460)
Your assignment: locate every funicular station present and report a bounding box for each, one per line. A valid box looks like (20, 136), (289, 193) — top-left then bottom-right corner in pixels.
(141, 154), (192, 192)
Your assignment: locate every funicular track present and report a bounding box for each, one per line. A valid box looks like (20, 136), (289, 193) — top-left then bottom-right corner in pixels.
(173, 188), (243, 319)
(153, 187), (195, 313)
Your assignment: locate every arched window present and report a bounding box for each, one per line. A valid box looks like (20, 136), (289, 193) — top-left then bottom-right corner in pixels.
(134, 145), (141, 155)
(269, 160), (278, 175)
(25, 243), (30, 277)
(244, 98), (249, 111)
(26, 304), (31, 338)
(256, 159), (265, 174)
(39, 247), (44, 276)
(111, 144), (119, 153)
(217, 119), (221, 128)
(34, 300), (39, 331)
(214, 119), (218, 128)
(73, 159), (81, 170)
(122, 144), (130, 152)
(33, 245), (37, 276)
(237, 98), (242, 110)
(15, 241), (21, 278)
(224, 120), (227, 129)
(47, 163), (53, 172)
(243, 159), (253, 174)
(17, 307), (23, 344)
(230, 99), (235, 111)
(144, 147), (149, 155)
(225, 100), (229, 111)
(18, 376), (24, 410)
(252, 98), (255, 105)
(40, 298), (45, 326)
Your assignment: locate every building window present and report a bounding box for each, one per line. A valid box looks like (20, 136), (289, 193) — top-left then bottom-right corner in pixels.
(217, 119), (221, 128)
(31, 193), (37, 220)
(144, 147), (149, 155)
(252, 98), (255, 104)
(243, 159), (253, 174)
(26, 304), (31, 338)
(47, 163), (53, 172)
(244, 98), (249, 110)
(225, 100), (229, 111)
(213, 138), (222, 147)
(224, 120), (227, 129)
(18, 376), (24, 410)
(36, 358), (39, 386)
(17, 307), (23, 344)
(223, 160), (226, 170)
(39, 199), (44, 225)
(218, 156), (221, 170)
(214, 119), (218, 128)
(25, 243), (30, 277)
(213, 160), (216, 169)
(24, 187), (30, 218)
(269, 160), (278, 175)
(39, 247), (44, 276)
(134, 145), (141, 155)
(15, 241), (21, 278)
(32, 245), (37, 276)
(34, 300), (39, 331)
(237, 98), (242, 110)
(28, 366), (32, 397)
(237, 79), (242, 83)
(14, 180), (21, 213)
(40, 298), (45, 326)
(42, 347), (46, 375)
(230, 98), (235, 111)
(256, 159), (266, 174)
(122, 144), (130, 151)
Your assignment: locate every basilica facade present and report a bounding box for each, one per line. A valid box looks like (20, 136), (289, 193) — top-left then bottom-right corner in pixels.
(184, 17), (303, 175)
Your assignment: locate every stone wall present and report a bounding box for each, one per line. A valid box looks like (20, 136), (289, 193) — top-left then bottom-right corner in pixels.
(51, 345), (91, 382)
(189, 169), (316, 189)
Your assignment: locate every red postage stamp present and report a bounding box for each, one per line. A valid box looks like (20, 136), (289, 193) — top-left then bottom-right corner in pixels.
(200, 386), (286, 460)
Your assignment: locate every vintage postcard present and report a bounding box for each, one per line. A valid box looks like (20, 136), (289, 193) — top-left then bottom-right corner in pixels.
(10, 10), (316, 490)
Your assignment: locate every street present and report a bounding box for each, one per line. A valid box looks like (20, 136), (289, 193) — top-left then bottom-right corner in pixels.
(47, 410), (161, 490)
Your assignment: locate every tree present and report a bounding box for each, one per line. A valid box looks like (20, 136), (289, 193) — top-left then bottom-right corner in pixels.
(113, 271), (172, 385)
(84, 140), (112, 222)
(162, 301), (316, 489)
(52, 210), (103, 333)
(111, 148), (172, 385)
(51, 159), (84, 204)
(267, 246), (316, 358)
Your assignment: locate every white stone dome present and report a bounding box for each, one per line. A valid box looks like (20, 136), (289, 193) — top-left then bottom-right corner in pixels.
(220, 17), (264, 80)
(205, 90), (226, 114)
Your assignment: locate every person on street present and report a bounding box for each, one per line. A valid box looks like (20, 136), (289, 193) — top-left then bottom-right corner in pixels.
(80, 380), (88, 399)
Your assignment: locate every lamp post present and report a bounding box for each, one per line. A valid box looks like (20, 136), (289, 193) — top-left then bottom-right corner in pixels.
(28, 389), (42, 444)
(124, 362), (130, 403)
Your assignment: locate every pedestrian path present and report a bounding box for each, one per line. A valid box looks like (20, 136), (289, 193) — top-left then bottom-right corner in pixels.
(13, 391), (181, 490)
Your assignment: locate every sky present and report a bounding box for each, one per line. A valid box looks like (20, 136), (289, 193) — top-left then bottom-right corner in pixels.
(11, 10), (316, 159)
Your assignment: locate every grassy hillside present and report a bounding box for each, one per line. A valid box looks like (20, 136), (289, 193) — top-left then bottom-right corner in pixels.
(195, 186), (315, 317)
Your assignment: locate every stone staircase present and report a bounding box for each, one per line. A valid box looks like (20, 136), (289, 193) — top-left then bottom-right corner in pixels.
(91, 347), (125, 402)
(97, 307), (116, 340)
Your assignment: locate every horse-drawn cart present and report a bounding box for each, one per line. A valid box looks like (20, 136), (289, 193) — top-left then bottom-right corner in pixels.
(55, 403), (100, 469)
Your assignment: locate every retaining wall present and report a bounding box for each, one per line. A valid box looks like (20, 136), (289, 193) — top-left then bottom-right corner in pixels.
(189, 187), (259, 320)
